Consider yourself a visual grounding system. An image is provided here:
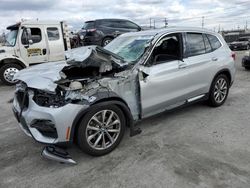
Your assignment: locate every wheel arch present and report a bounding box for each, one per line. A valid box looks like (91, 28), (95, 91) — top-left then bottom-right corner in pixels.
(212, 69), (232, 87)
(70, 98), (133, 144)
(0, 57), (27, 69)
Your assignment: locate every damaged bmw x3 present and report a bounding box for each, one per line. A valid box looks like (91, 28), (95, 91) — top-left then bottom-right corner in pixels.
(12, 27), (236, 161)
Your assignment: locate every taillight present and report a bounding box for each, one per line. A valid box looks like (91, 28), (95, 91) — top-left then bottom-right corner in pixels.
(231, 52), (236, 61)
(87, 28), (96, 32)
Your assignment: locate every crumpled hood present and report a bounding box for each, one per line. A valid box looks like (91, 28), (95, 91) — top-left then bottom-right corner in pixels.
(66, 45), (126, 67)
(14, 46), (127, 92)
(14, 61), (68, 91)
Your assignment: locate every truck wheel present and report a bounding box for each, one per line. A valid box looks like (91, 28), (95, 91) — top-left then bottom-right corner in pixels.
(102, 37), (113, 46)
(77, 104), (126, 156)
(0, 64), (22, 85)
(208, 74), (229, 107)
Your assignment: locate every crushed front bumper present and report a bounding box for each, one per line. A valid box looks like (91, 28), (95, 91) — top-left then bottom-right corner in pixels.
(12, 90), (88, 144)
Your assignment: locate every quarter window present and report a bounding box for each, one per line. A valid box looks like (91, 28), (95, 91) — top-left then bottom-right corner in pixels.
(47, 27), (59, 41)
(203, 34), (212, 53)
(186, 33), (205, 57)
(207, 34), (222, 50)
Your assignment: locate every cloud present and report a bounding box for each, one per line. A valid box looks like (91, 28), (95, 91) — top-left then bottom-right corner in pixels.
(0, 0), (57, 11)
(0, 0), (250, 32)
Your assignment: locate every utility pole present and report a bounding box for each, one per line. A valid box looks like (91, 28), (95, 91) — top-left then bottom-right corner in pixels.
(164, 18), (168, 28)
(149, 18), (152, 28)
(246, 20), (248, 30)
(153, 19), (155, 29)
(202, 16), (204, 28)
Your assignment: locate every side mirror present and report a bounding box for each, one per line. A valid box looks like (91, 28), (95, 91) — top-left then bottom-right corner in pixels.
(28, 39), (33, 45)
(138, 67), (149, 82)
(138, 26), (142, 31)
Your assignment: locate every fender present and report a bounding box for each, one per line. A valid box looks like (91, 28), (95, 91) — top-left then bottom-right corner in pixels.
(69, 93), (137, 144)
(211, 68), (232, 87)
(0, 54), (28, 68)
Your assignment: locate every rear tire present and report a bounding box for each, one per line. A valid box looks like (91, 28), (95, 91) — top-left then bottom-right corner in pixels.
(245, 67), (250, 70)
(0, 63), (22, 85)
(208, 74), (229, 107)
(77, 104), (126, 156)
(102, 37), (113, 46)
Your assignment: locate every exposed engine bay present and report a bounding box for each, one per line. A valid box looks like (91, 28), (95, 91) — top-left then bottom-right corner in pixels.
(15, 45), (141, 120)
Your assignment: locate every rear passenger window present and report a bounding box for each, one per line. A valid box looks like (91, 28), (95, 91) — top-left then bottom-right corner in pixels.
(121, 21), (139, 29)
(186, 33), (206, 56)
(47, 27), (59, 41)
(203, 34), (212, 53)
(207, 34), (221, 50)
(100, 21), (114, 27)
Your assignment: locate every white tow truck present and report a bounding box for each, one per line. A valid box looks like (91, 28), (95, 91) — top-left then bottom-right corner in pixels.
(0, 20), (71, 85)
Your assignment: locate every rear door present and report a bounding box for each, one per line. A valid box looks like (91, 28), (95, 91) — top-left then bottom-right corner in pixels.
(179, 32), (216, 95)
(46, 26), (65, 62)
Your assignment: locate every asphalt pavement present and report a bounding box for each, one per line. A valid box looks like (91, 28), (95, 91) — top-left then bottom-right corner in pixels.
(1, 51), (250, 188)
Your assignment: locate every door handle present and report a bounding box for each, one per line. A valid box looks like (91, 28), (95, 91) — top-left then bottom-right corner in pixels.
(212, 57), (218, 61)
(179, 63), (188, 69)
(42, 49), (47, 55)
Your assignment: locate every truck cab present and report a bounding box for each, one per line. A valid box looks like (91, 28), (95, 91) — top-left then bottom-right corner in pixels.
(0, 20), (70, 85)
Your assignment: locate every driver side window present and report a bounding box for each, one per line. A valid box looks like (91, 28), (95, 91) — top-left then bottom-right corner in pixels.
(150, 33), (181, 65)
(21, 28), (42, 45)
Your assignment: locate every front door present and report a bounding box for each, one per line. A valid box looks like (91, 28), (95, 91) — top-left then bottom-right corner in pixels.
(18, 26), (48, 65)
(139, 33), (190, 118)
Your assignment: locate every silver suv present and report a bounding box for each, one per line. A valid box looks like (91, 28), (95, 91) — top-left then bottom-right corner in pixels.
(13, 27), (236, 160)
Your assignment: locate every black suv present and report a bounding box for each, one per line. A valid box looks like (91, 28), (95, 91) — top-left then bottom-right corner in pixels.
(78, 19), (141, 46)
(229, 37), (250, 51)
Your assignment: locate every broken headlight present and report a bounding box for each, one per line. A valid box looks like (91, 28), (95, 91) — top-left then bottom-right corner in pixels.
(33, 89), (66, 108)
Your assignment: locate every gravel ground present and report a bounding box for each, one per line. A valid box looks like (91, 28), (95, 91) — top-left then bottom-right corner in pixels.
(1, 51), (250, 188)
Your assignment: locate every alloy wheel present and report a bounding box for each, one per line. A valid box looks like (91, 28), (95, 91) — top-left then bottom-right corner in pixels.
(213, 77), (228, 104)
(85, 110), (121, 150)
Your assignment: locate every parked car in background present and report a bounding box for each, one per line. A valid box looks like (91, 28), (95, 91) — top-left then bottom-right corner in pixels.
(229, 37), (250, 51)
(13, 27), (235, 163)
(78, 19), (141, 46)
(242, 51), (250, 70)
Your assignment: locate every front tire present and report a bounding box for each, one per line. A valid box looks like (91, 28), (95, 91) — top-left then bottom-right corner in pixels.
(208, 74), (229, 107)
(0, 63), (22, 85)
(77, 104), (126, 156)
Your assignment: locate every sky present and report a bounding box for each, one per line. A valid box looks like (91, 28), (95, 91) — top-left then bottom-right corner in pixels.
(0, 0), (250, 33)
